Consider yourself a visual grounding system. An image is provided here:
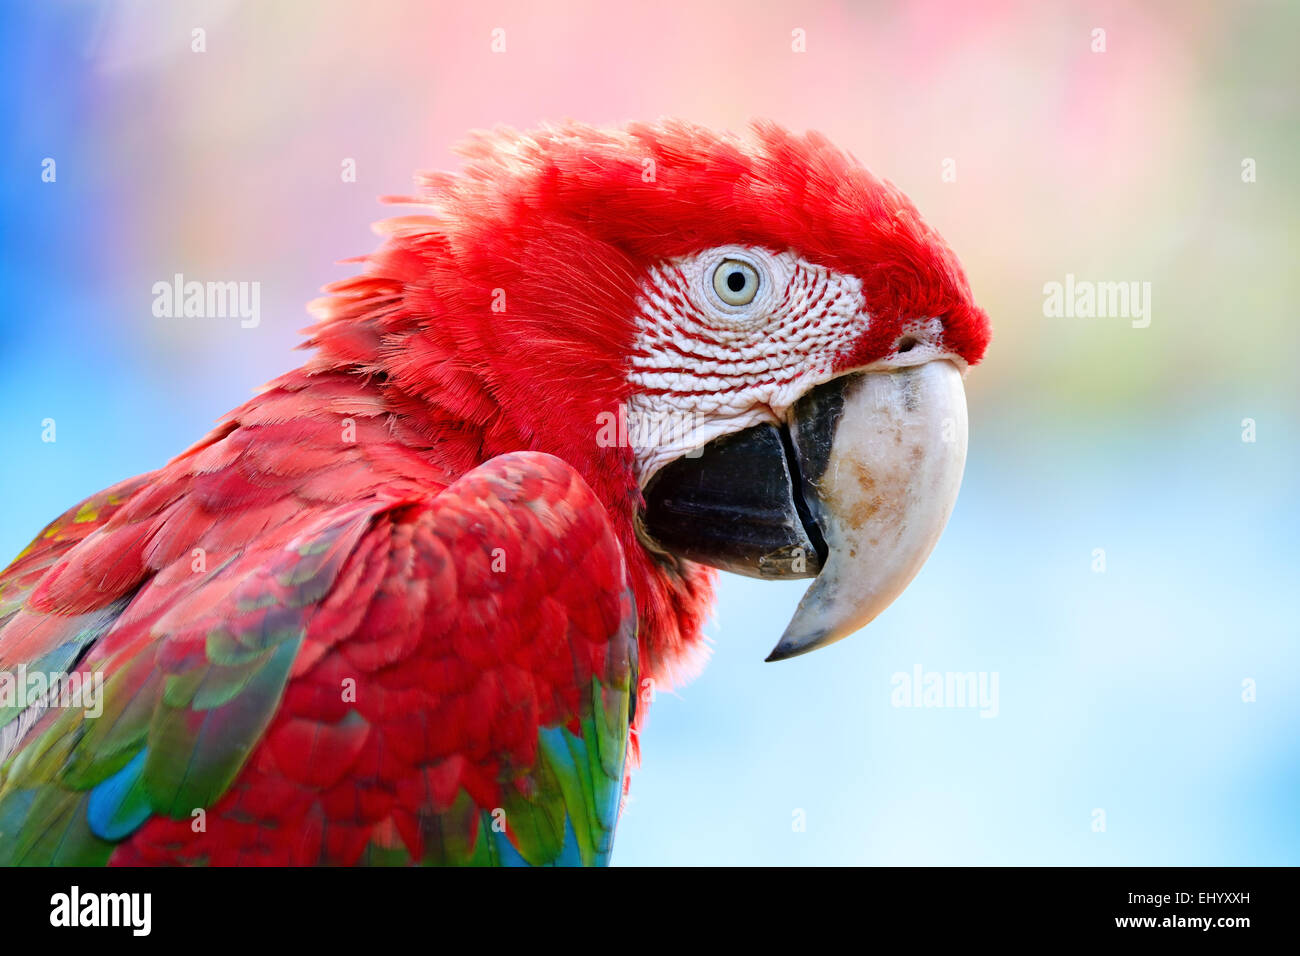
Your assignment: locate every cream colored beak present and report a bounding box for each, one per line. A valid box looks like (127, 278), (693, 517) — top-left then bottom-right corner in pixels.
(766, 360), (969, 660)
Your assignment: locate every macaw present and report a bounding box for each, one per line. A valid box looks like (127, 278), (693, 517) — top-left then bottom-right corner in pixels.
(0, 121), (989, 865)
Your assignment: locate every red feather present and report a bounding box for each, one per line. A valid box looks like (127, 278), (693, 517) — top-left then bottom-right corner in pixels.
(0, 120), (990, 866)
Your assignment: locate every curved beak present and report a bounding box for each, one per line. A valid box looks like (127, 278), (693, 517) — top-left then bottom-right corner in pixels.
(641, 360), (968, 661)
(769, 360), (968, 659)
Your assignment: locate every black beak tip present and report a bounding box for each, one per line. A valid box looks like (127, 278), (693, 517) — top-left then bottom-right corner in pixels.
(763, 629), (828, 663)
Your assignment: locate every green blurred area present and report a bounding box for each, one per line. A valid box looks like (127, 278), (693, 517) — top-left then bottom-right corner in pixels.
(927, 0), (1300, 419)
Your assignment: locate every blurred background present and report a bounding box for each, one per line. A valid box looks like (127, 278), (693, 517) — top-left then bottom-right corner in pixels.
(1, 0), (1295, 864)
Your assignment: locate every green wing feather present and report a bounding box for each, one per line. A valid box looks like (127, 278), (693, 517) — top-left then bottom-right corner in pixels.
(1, 452), (638, 866)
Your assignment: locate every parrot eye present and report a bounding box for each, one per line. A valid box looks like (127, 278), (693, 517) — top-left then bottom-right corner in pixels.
(711, 259), (760, 307)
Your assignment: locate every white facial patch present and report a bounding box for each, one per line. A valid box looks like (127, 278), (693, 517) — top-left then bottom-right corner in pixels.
(626, 245), (869, 484)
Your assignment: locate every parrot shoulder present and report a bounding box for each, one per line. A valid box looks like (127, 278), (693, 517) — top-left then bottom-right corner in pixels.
(0, 450), (637, 866)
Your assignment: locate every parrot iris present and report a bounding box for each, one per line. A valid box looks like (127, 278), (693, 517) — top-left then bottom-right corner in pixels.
(0, 121), (990, 865)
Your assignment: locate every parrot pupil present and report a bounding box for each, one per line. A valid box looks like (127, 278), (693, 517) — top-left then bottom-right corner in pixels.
(726, 270), (747, 292)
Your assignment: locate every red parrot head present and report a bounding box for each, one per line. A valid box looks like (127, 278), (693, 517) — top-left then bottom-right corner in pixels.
(310, 120), (990, 674)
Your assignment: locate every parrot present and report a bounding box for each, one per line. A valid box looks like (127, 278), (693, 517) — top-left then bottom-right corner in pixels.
(0, 120), (990, 866)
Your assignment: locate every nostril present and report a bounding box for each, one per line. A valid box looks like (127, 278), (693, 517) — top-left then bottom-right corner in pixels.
(896, 336), (919, 354)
